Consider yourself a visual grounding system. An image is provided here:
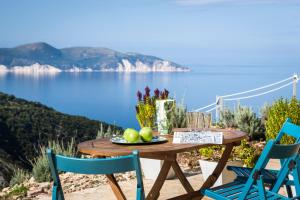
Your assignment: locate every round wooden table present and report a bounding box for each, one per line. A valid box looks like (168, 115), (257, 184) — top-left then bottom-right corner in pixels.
(78, 128), (247, 200)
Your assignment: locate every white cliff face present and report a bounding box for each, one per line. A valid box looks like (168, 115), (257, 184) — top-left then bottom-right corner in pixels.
(112, 59), (189, 72)
(0, 60), (189, 74)
(8, 63), (62, 74)
(0, 65), (8, 74)
(66, 67), (93, 72)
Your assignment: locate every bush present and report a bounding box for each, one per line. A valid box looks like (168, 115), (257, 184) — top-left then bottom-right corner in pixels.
(9, 168), (30, 186)
(260, 103), (270, 125)
(219, 108), (236, 128)
(31, 139), (77, 182)
(96, 123), (122, 139)
(219, 105), (265, 140)
(234, 106), (265, 140)
(199, 145), (223, 161)
(5, 184), (28, 199)
(265, 98), (300, 144)
(168, 102), (187, 129)
(233, 140), (261, 167)
(31, 151), (51, 183)
(199, 140), (261, 167)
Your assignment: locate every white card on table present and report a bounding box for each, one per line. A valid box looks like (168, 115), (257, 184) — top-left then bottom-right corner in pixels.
(172, 131), (223, 144)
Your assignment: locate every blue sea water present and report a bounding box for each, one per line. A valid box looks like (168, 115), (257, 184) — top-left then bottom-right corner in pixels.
(0, 65), (299, 129)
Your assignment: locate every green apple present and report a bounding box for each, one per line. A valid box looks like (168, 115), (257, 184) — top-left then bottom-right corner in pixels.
(123, 128), (140, 143)
(139, 127), (153, 142)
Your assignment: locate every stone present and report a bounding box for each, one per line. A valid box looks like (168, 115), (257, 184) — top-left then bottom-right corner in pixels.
(27, 187), (44, 197)
(2, 187), (10, 192)
(28, 177), (35, 184)
(39, 182), (50, 190)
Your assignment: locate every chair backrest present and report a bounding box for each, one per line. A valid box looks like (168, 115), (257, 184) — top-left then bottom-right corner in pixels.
(275, 118), (300, 143)
(269, 118), (300, 197)
(238, 139), (300, 200)
(47, 149), (145, 200)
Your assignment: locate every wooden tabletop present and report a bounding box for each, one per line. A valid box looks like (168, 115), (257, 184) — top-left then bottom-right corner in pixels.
(78, 128), (247, 158)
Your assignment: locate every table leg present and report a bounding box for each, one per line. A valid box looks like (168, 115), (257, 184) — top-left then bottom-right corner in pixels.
(106, 174), (127, 200)
(198, 143), (234, 195)
(146, 160), (172, 200)
(171, 161), (194, 193)
(93, 155), (127, 200)
(167, 143), (234, 200)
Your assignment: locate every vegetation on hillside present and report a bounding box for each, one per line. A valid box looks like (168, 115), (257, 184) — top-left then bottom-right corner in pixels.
(0, 92), (122, 187)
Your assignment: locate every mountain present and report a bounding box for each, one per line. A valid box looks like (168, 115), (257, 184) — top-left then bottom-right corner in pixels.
(0, 92), (122, 187)
(0, 42), (189, 72)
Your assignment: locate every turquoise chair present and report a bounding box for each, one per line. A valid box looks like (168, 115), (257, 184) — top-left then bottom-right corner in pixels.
(202, 138), (300, 199)
(227, 118), (300, 197)
(47, 149), (145, 200)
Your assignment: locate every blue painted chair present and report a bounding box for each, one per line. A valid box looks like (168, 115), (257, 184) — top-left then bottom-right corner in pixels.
(227, 118), (300, 197)
(202, 138), (300, 199)
(47, 149), (145, 200)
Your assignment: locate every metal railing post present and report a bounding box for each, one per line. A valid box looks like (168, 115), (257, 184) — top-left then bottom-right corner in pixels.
(216, 96), (223, 122)
(216, 96), (219, 122)
(293, 73), (298, 98)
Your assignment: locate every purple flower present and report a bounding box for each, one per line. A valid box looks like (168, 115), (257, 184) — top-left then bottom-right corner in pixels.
(164, 89), (169, 98)
(154, 88), (160, 98)
(137, 90), (142, 101)
(145, 86), (150, 96)
(160, 91), (165, 99)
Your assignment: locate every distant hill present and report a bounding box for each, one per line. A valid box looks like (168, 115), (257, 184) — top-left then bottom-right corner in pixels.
(0, 92), (122, 187)
(0, 42), (189, 72)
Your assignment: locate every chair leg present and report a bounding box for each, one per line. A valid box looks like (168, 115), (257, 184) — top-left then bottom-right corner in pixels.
(286, 185), (294, 198)
(257, 175), (267, 200)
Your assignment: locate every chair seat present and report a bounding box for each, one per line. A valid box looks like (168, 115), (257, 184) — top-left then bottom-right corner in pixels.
(203, 181), (289, 200)
(227, 166), (295, 186)
(227, 166), (280, 184)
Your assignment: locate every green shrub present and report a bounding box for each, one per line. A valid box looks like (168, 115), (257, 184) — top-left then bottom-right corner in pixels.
(31, 139), (77, 182)
(9, 168), (30, 186)
(219, 105), (265, 140)
(31, 151), (51, 183)
(96, 123), (122, 139)
(234, 106), (265, 140)
(260, 103), (270, 125)
(233, 140), (260, 167)
(5, 184), (28, 199)
(199, 146), (223, 161)
(265, 98), (300, 144)
(168, 102), (187, 129)
(199, 140), (260, 167)
(219, 108), (236, 128)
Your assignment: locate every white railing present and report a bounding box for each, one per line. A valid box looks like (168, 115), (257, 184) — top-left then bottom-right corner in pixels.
(192, 73), (299, 121)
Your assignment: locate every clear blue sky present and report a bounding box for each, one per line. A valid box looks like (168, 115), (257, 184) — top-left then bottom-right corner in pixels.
(0, 0), (300, 66)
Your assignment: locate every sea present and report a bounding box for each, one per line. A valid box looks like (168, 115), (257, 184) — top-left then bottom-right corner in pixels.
(0, 65), (299, 129)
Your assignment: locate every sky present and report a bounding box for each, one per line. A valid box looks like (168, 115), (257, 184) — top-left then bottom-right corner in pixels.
(0, 0), (300, 66)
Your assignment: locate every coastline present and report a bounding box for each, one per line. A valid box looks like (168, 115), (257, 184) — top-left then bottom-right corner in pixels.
(0, 62), (190, 74)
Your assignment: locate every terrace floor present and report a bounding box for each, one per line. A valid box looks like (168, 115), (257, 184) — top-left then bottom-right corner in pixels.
(37, 159), (285, 200)
(38, 172), (212, 200)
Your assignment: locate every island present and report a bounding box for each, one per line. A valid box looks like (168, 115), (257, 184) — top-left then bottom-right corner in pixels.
(0, 42), (189, 73)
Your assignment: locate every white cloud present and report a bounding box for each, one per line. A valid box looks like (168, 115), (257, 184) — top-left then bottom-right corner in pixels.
(176, 0), (300, 6)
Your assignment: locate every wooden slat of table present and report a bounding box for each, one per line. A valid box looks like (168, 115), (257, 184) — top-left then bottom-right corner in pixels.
(78, 129), (247, 158)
